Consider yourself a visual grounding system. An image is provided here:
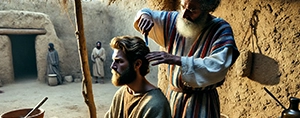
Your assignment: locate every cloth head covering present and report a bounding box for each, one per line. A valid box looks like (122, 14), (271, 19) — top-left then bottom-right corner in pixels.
(48, 43), (54, 50)
(96, 41), (101, 49)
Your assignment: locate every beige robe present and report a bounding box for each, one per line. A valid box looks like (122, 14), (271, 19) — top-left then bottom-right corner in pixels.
(104, 86), (171, 118)
(91, 47), (106, 78)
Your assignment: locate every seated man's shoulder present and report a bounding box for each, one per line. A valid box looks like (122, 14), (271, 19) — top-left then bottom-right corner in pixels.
(139, 88), (171, 117)
(143, 88), (169, 105)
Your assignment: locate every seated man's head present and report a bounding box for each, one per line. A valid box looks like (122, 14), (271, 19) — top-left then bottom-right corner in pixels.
(110, 35), (150, 86)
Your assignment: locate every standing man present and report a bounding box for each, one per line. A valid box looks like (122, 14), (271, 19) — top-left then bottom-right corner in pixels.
(47, 43), (63, 85)
(91, 41), (106, 83)
(105, 36), (171, 118)
(134, 0), (240, 117)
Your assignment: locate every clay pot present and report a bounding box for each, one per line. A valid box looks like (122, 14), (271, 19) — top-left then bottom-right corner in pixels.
(1, 108), (44, 118)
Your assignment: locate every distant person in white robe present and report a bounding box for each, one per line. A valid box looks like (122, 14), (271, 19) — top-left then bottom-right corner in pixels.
(91, 41), (106, 83)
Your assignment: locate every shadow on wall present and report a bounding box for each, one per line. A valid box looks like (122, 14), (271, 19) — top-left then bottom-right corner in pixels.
(249, 53), (280, 85)
(236, 51), (280, 85)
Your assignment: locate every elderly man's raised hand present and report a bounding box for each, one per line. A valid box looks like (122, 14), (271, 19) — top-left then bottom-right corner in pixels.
(138, 14), (154, 35)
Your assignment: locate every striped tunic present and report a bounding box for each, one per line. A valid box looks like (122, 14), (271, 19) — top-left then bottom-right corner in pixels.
(134, 8), (239, 118)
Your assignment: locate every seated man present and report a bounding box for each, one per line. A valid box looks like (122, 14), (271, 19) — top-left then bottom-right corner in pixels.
(105, 35), (171, 118)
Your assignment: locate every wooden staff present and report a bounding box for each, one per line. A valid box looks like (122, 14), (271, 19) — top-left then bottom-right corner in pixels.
(74, 0), (96, 117)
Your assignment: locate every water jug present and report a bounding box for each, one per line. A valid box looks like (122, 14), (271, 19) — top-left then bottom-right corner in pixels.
(281, 97), (300, 118)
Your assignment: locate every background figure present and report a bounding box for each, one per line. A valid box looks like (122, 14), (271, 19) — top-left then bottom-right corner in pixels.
(134, 0), (240, 117)
(105, 35), (171, 118)
(91, 41), (106, 83)
(47, 43), (62, 85)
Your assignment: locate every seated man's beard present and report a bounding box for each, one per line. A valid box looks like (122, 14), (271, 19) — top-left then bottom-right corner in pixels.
(111, 64), (137, 86)
(176, 12), (207, 39)
(96, 46), (101, 49)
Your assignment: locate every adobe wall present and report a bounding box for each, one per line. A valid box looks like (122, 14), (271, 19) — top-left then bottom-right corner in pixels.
(0, 36), (13, 83)
(215, 0), (300, 117)
(0, 10), (66, 84)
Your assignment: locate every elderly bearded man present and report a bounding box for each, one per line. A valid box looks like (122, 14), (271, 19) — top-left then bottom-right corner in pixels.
(104, 36), (171, 118)
(134, 0), (240, 117)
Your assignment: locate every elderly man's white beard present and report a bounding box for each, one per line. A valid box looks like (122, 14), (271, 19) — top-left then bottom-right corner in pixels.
(176, 12), (207, 40)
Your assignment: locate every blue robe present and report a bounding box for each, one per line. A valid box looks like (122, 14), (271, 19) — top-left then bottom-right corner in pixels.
(47, 50), (62, 84)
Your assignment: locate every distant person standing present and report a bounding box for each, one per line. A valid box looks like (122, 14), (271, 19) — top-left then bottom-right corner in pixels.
(47, 43), (63, 85)
(91, 41), (106, 83)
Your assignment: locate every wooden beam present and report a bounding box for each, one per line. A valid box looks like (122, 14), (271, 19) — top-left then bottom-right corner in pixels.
(74, 0), (97, 117)
(0, 28), (47, 35)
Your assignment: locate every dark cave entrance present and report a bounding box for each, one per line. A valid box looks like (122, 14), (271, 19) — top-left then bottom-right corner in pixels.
(9, 34), (37, 81)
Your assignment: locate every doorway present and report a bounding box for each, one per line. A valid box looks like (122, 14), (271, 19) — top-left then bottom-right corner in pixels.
(9, 34), (37, 81)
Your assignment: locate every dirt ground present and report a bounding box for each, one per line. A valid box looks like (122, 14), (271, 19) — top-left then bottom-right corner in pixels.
(0, 76), (157, 118)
